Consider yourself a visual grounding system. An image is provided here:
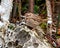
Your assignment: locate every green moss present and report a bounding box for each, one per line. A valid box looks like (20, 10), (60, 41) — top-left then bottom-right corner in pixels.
(34, 5), (39, 14)
(56, 35), (60, 39)
(8, 24), (15, 30)
(39, 22), (47, 29)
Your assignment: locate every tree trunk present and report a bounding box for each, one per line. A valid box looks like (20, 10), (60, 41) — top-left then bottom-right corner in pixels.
(13, 0), (17, 18)
(18, 0), (21, 21)
(10, 0), (21, 23)
(29, 0), (34, 13)
(46, 0), (53, 35)
(9, 0), (18, 23)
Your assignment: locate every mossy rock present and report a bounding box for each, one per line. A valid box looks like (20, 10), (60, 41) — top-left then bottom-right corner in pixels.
(39, 22), (47, 29)
(8, 24), (15, 30)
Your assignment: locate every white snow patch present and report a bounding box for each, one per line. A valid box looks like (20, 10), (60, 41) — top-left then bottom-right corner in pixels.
(0, 0), (13, 27)
(0, 5), (5, 15)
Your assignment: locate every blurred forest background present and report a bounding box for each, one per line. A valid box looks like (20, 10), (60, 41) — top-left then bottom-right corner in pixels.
(21, 0), (46, 15)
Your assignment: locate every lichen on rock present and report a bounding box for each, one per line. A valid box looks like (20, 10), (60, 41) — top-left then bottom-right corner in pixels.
(0, 23), (54, 48)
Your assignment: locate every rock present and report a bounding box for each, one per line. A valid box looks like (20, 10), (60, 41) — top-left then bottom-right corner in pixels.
(0, 37), (5, 48)
(15, 30), (31, 45)
(0, 23), (53, 48)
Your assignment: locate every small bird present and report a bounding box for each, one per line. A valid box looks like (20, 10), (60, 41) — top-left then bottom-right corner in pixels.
(25, 13), (41, 28)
